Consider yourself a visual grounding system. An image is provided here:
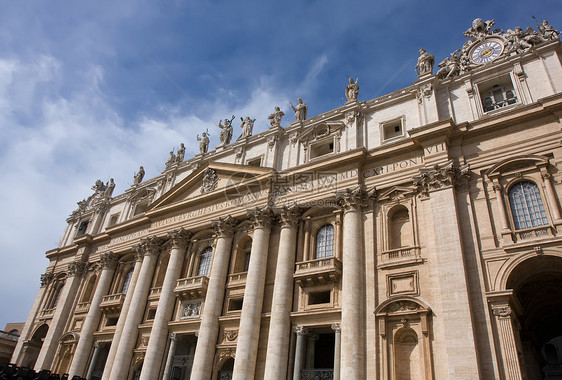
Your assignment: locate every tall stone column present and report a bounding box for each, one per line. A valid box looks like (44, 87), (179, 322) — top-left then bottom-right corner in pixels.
(108, 236), (163, 380)
(491, 305), (523, 380)
(491, 181), (511, 233)
(541, 171), (562, 221)
(232, 207), (273, 380)
(34, 260), (87, 371)
(140, 229), (191, 380)
(263, 206), (300, 380)
(101, 250), (143, 380)
(12, 272), (53, 365)
(331, 323), (341, 380)
(161, 333), (178, 380)
(337, 188), (367, 379)
(68, 252), (119, 379)
(191, 216), (237, 380)
(292, 326), (308, 380)
(85, 342), (102, 380)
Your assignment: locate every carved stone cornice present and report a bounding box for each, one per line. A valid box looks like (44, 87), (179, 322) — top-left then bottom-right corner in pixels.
(167, 228), (192, 250)
(336, 187), (368, 212)
(212, 215), (237, 238)
(278, 205), (301, 228)
(67, 260), (88, 277)
(413, 161), (470, 196)
(247, 206), (274, 230)
(41, 272), (54, 287)
(293, 326), (309, 336)
(100, 252), (119, 271)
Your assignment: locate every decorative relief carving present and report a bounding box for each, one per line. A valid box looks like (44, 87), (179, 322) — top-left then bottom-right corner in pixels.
(492, 305), (512, 318)
(100, 252), (119, 270)
(222, 329), (238, 343)
(247, 206), (274, 230)
(141, 336), (150, 347)
(416, 83), (433, 104)
(234, 147), (244, 162)
(181, 301), (201, 319)
(387, 300), (420, 313)
(293, 326), (309, 336)
(201, 168), (219, 194)
(167, 228), (191, 250)
(67, 260), (88, 277)
(267, 134), (279, 150)
(289, 131), (299, 145)
(336, 187), (368, 211)
(139, 235), (164, 256)
(132, 244), (144, 262)
(413, 161), (470, 196)
(218, 347), (236, 359)
(212, 215), (237, 238)
(331, 323), (341, 332)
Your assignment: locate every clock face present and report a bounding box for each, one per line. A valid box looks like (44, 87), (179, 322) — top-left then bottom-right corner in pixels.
(470, 39), (504, 64)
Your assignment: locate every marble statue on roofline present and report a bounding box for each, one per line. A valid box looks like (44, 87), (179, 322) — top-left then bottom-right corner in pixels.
(345, 78), (359, 101)
(290, 98), (308, 122)
(240, 116), (256, 139)
(415, 49), (434, 77)
(133, 166), (145, 185)
(103, 178), (115, 198)
(165, 151), (176, 170)
(176, 143), (185, 164)
(197, 132), (209, 154)
(538, 19), (559, 41)
(219, 115), (235, 146)
(268, 106), (284, 128)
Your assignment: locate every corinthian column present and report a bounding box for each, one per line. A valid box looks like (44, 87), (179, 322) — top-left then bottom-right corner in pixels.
(231, 207), (273, 380)
(263, 206), (300, 380)
(12, 273), (53, 365)
(108, 236), (163, 380)
(68, 252), (119, 379)
(35, 260), (87, 371)
(191, 216), (237, 380)
(101, 250), (143, 380)
(337, 188), (367, 379)
(140, 229), (191, 380)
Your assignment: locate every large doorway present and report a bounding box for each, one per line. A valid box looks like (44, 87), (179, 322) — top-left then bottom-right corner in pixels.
(21, 324), (48, 369)
(507, 255), (562, 379)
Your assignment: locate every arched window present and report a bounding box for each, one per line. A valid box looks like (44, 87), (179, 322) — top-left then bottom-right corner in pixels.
(121, 270), (134, 294)
(508, 181), (549, 230)
(196, 247), (213, 277)
(315, 224), (335, 259)
(51, 285), (63, 308)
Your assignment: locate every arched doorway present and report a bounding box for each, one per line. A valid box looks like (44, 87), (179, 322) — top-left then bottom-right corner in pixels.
(21, 324), (48, 369)
(505, 255), (562, 379)
(217, 357), (234, 380)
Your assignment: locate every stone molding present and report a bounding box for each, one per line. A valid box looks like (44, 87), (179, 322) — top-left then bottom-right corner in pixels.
(41, 272), (54, 287)
(212, 215), (238, 238)
(100, 251), (119, 270)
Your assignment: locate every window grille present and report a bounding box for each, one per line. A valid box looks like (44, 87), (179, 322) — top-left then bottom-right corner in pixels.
(315, 224), (335, 259)
(197, 247), (213, 277)
(121, 270), (133, 294)
(508, 181), (549, 230)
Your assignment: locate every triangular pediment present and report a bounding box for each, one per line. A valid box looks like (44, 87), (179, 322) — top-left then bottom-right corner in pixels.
(377, 185), (416, 201)
(148, 162), (274, 213)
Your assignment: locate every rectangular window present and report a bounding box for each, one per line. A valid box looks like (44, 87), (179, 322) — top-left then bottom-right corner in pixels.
(478, 74), (518, 113)
(107, 213), (120, 227)
(310, 140), (334, 159)
(381, 117), (405, 142)
(76, 221), (89, 237)
(228, 298), (243, 311)
(308, 291), (331, 305)
(246, 157), (262, 167)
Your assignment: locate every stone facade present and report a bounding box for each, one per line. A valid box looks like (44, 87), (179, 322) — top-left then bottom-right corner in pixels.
(11, 18), (562, 380)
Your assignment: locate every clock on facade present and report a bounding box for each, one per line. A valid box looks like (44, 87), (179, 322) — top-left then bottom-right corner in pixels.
(470, 39), (504, 64)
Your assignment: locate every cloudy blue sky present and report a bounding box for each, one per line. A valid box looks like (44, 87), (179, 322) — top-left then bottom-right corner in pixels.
(0, 0), (560, 327)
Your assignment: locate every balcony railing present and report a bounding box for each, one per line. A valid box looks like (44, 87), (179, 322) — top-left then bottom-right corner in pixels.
(75, 301), (91, 314)
(378, 246), (422, 269)
(301, 369), (334, 380)
(227, 272), (248, 287)
(514, 226), (552, 242)
(175, 276), (209, 300)
(294, 257), (342, 287)
(38, 308), (55, 319)
(148, 287), (162, 301)
(99, 293), (125, 313)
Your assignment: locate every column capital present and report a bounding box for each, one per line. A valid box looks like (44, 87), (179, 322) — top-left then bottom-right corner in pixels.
(169, 332), (178, 341)
(336, 186), (368, 212)
(139, 235), (164, 256)
(167, 228), (192, 250)
(293, 326), (309, 336)
(93, 341), (101, 349)
(247, 206), (274, 230)
(492, 305), (512, 319)
(67, 260), (88, 277)
(278, 205), (301, 228)
(132, 244), (144, 262)
(212, 215), (238, 237)
(331, 323), (341, 332)
(412, 160), (471, 196)
(100, 252), (119, 270)
(40, 272), (54, 287)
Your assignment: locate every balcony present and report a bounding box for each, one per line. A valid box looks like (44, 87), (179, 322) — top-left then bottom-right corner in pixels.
(38, 308), (55, 319)
(513, 225), (553, 242)
(148, 287), (162, 301)
(294, 257), (342, 287)
(175, 276), (209, 300)
(227, 272), (248, 288)
(301, 369), (333, 380)
(378, 246), (422, 269)
(99, 293), (125, 314)
(75, 301), (91, 314)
